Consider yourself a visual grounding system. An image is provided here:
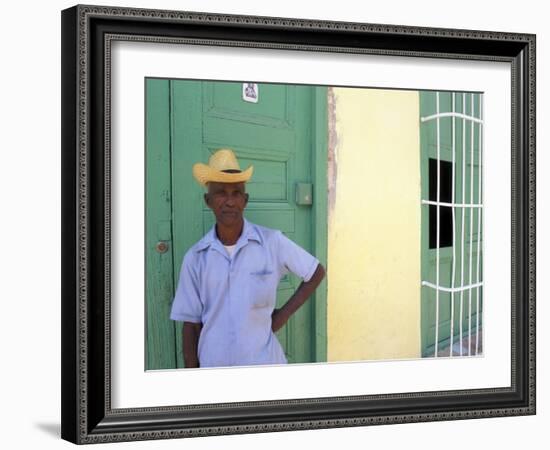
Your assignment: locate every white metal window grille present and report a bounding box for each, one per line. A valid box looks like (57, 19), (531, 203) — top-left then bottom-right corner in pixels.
(420, 92), (483, 358)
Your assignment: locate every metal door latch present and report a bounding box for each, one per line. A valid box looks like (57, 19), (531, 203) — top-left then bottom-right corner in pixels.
(295, 182), (313, 205)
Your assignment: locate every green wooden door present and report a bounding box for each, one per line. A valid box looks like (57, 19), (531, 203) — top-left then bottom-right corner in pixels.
(146, 79), (328, 369)
(420, 91), (483, 357)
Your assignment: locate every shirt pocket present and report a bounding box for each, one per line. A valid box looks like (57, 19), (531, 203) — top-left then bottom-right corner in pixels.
(248, 269), (276, 309)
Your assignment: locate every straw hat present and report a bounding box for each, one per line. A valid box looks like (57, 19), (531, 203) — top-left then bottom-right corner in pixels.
(192, 148), (254, 187)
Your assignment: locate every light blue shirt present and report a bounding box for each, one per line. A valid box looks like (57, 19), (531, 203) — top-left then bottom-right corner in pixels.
(170, 219), (319, 368)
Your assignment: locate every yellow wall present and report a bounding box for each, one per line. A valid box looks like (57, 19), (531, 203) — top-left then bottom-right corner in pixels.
(327, 87), (421, 361)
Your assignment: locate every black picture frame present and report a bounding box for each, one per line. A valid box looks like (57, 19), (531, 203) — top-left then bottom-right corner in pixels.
(61, 4), (536, 444)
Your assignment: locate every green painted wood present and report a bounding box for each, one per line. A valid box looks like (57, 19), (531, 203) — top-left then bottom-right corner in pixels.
(153, 79), (329, 368)
(145, 79), (176, 370)
(312, 87), (329, 362)
(420, 91), (483, 357)
(170, 80), (205, 368)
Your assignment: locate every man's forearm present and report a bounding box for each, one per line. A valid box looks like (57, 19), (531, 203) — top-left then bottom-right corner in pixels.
(272, 263), (325, 332)
(183, 322), (202, 368)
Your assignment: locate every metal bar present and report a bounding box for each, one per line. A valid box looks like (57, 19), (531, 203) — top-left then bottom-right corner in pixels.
(422, 281), (484, 293)
(450, 93), (456, 357)
(421, 112), (484, 124)
(459, 93), (466, 357)
(468, 93), (474, 356)
(435, 92), (441, 358)
(421, 200), (483, 208)
(475, 96), (483, 355)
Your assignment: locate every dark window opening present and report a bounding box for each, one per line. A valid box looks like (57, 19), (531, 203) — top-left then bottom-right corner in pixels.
(429, 158), (453, 249)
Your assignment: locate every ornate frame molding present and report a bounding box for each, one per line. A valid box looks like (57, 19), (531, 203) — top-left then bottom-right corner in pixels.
(61, 4), (536, 444)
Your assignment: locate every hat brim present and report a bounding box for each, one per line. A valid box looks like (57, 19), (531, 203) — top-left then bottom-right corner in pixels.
(192, 163), (254, 187)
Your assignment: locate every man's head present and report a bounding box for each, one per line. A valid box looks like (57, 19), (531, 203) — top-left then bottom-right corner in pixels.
(204, 181), (249, 228)
(193, 148), (253, 229)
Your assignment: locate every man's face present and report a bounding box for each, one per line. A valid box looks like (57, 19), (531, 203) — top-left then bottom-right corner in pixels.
(205, 182), (249, 227)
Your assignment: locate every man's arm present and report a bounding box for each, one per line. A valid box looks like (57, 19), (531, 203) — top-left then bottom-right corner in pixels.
(182, 321), (202, 368)
(271, 263), (325, 333)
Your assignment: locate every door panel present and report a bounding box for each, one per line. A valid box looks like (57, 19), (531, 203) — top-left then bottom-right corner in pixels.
(204, 82), (292, 127)
(145, 79), (176, 370)
(201, 80), (313, 365)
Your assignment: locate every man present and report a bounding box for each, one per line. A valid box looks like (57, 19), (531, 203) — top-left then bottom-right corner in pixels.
(170, 148), (325, 368)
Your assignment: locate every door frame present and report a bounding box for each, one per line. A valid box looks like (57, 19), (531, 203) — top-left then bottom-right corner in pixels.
(312, 86), (328, 363)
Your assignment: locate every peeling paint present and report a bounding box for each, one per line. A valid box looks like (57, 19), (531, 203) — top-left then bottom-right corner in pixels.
(327, 87), (338, 217)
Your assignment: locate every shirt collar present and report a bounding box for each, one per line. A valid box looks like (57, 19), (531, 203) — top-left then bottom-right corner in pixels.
(194, 218), (262, 252)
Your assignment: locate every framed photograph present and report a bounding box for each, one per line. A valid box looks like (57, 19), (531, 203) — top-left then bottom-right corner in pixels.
(61, 4), (536, 444)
